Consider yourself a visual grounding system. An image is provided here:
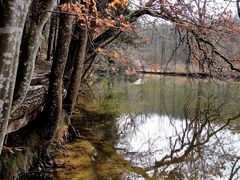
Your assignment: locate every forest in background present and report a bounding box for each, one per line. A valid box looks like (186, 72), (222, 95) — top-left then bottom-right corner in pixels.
(1, 0), (240, 178)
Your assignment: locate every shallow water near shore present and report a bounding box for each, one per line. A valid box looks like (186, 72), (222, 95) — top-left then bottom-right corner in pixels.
(49, 75), (240, 179)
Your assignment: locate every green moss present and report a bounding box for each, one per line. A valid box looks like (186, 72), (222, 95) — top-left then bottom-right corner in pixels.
(50, 140), (96, 180)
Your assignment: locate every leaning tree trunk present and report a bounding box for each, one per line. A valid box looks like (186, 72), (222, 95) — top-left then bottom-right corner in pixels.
(40, 8), (75, 140)
(11, 0), (56, 114)
(64, 27), (88, 115)
(0, 0), (29, 155)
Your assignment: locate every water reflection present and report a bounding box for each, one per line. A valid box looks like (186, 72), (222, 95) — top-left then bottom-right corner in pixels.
(51, 75), (240, 179)
(117, 109), (240, 179)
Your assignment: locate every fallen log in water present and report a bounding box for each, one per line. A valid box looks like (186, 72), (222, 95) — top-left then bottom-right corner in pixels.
(137, 71), (210, 78)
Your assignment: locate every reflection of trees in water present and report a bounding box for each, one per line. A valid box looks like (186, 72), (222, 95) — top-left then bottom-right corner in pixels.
(77, 77), (240, 179)
(91, 76), (240, 120)
(116, 96), (240, 179)
(141, 77), (240, 120)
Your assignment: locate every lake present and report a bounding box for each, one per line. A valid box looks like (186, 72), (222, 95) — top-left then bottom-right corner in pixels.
(49, 75), (240, 179)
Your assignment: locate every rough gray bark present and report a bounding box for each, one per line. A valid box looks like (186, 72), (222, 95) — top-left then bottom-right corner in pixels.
(40, 11), (75, 140)
(11, 85), (47, 120)
(12, 0), (56, 114)
(0, 0), (29, 154)
(64, 27), (88, 115)
(7, 85), (47, 135)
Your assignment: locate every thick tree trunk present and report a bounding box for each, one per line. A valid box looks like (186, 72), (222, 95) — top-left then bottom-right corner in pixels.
(0, 0), (29, 154)
(64, 27), (88, 115)
(12, 0), (56, 114)
(40, 11), (75, 140)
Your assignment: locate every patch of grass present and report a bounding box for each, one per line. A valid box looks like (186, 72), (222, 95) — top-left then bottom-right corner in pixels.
(0, 147), (37, 179)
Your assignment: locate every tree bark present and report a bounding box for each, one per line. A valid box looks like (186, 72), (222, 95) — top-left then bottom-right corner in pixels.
(47, 13), (59, 61)
(12, 0), (56, 114)
(40, 9), (75, 140)
(237, 0), (240, 18)
(64, 27), (88, 115)
(0, 0), (29, 154)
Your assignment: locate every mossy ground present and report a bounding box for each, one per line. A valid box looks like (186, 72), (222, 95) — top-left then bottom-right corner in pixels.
(49, 140), (96, 180)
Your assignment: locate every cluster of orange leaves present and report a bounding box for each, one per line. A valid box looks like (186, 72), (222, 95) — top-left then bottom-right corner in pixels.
(97, 47), (128, 65)
(97, 46), (137, 75)
(60, 0), (132, 37)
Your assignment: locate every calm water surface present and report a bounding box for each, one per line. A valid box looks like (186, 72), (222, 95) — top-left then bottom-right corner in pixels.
(49, 75), (240, 180)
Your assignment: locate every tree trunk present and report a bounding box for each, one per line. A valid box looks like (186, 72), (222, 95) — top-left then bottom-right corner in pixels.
(40, 10), (75, 140)
(47, 13), (59, 61)
(63, 24), (84, 89)
(238, 0), (240, 18)
(12, 0), (56, 114)
(0, 0), (29, 154)
(64, 27), (88, 115)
